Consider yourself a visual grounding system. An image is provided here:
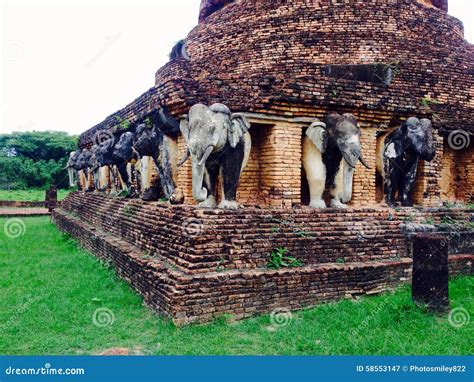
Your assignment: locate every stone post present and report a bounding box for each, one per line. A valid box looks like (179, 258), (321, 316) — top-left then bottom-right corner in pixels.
(412, 233), (450, 313)
(45, 186), (58, 212)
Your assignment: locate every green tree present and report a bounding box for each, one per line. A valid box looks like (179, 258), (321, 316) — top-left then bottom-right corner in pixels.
(0, 131), (78, 190)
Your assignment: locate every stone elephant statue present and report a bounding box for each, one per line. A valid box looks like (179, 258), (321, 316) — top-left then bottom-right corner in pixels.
(303, 113), (370, 209)
(179, 103), (251, 209)
(112, 131), (140, 196)
(75, 148), (95, 192)
(94, 136), (122, 194)
(133, 109), (182, 203)
(67, 150), (80, 188)
(377, 117), (436, 207)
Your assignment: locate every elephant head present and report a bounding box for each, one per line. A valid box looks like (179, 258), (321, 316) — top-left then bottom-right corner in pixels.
(180, 103), (250, 203)
(74, 149), (94, 191)
(403, 117), (436, 161)
(324, 113), (370, 204)
(95, 137), (116, 167)
(113, 132), (137, 163)
(324, 113), (371, 170)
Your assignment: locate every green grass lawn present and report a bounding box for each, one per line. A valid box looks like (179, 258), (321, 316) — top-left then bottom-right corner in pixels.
(0, 216), (472, 356)
(0, 189), (73, 202)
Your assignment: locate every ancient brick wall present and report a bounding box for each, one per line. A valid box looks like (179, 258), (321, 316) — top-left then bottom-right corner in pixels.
(411, 131), (444, 206)
(77, 0), (472, 208)
(0, 200), (44, 208)
(351, 124), (378, 206)
(440, 140), (458, 202)
(81, 0), (472, 145)
(456, 144), (474, 202)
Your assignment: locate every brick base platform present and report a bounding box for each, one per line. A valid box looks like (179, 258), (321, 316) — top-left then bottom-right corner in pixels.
(52, 193), (474, 325)
(0, 208), (50, 217)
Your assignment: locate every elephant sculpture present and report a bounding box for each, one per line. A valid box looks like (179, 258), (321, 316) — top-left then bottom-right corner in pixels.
(112, 131), (140, 196)
(133, 109), (181, 202)
(303, 113), (370, 209)
(67, 150), (80, 188)
(93, 138), (113, 192)
(75, 148), (94, 192)
(377, 117), (436, 207)
(179, 103), (251, 209)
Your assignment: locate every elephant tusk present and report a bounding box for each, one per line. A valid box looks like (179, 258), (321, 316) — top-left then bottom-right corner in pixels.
(178, 149), (190, 167)
(199, 145), (214, 166)
(359, 153), (372, 169)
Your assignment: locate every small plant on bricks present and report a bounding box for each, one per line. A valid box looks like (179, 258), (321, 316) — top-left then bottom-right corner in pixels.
(267, 247), (303, 270)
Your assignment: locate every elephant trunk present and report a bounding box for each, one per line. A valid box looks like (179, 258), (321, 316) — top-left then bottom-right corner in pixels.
(192, 158), (208, 202)
(199, 145), (214, 166)
(178, 148), (190, 167)
(68, 168), (76, 188)
(340, 139), (361, 169)
(342, 162), (355, 204)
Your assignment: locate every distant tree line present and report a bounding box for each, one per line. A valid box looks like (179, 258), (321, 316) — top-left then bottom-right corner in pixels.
(0, 131), (78, 190)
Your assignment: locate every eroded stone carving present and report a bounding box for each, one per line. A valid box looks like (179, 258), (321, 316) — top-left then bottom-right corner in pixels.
(303, 113), (370, 209)
(179, 103), (251, 209)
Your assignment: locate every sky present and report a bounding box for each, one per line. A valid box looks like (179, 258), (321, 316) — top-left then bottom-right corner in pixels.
(1, 0), (472, 136)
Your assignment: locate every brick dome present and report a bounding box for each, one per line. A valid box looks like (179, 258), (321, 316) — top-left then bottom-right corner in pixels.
(81, 0), (472, 146)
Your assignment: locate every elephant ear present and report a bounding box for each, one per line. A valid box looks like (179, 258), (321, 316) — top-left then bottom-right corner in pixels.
(306, 121), (328, 153)
(343, 113), (358, 126)
(420, 118), (432, 130)
(229, 113), (251, 149)
(179, 114), (190, 140)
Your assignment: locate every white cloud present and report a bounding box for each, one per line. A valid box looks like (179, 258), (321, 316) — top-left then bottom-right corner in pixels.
(1, 0), (472, 136)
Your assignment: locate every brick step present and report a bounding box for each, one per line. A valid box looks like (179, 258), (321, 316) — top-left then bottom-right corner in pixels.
(53, 208), (473, 325)
(59, 193), (473, 274)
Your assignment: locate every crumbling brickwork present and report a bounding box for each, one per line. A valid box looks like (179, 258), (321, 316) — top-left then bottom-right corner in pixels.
(53, 193), (473, 324)
(76, 0), (472, 208)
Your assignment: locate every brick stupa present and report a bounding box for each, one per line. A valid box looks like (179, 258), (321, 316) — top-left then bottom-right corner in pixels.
(79, 0), (472, 208)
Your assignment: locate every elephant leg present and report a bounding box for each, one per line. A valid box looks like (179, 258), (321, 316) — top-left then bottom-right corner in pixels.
(303, 138), (327, 209)
(84, 170), (91, 192)
(400, 159), (419, 207)
(75, 170), (81, 190)
(330, 166), (348, 209)
(134, 163), (142, 194)
(117, 163), (131, 194)
(198, 161), (219, 208)
(152, 136), (177, 200)
(384, 158), (400, 207)
(219, 143), (245, 210)
(108, 166), (118, 194)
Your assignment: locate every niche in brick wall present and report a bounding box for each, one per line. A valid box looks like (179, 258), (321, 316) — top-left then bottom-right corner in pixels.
(236, 125), (262, 205)
(236, 123), (274, 206)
